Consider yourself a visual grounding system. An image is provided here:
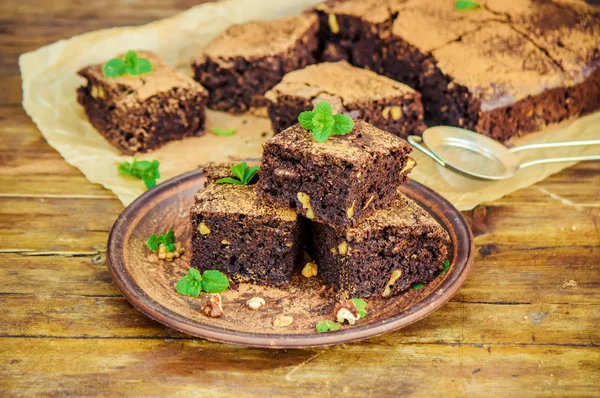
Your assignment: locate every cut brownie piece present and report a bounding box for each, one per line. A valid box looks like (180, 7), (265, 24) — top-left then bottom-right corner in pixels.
(77, 51), (208, 155)
(257, 119), (415, 230)
(312, 192), (450, 298)
(265, 61), (425, 138)
(189, 183), (301, 287)
(316, 0), (405, 73)
(192, 14), (319, 113)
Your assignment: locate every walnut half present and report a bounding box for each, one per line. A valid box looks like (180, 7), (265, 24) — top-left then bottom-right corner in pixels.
(202, 294), (223, 318)
(334, 300), (360, 325)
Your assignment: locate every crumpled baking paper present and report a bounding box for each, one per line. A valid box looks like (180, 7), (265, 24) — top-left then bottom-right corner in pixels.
(19, 0), (600, 209)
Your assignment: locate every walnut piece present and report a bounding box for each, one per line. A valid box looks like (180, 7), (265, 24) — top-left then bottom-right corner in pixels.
(273, 315), (293, 328)
(297, 192), (314, 219)
(202, 294), (223, 318)
(334, 300), (360, 325)
(91, 85), (105, 99)
(328, 13), (340, 34)
(301, 262), (318, 278)
(198, 222), (211, 235)
(246, 297), (266, 310)
(338, 241), (348, 256)
(347, 201), (355, 219)
(382, 269), (402, 298)
(157, 242), (184, 261)
(390, 106), (402, 120)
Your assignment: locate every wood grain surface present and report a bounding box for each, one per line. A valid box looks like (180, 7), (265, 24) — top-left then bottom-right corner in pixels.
(1, 0), (599, 396)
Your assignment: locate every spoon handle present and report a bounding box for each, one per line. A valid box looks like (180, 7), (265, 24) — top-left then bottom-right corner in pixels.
(509, 139), (600, 153)
(407, 136), (446, 167)
(520, 154), (600, 169)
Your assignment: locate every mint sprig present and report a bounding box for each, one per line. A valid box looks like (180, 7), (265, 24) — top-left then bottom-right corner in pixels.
(147, 230), (176, 252)
(298, 101), (354, 143)
(103, 50), (153, 78)
(455, 0), (480, 11)
(211, 128), (236, 137)
(215, 162), (259, 185)
(118, 158), (160, 189)
(316, 320), (341, 333)
(175, 269), (230, 297)
(350, 298), (368, 319)
(412, 283), (424, 290)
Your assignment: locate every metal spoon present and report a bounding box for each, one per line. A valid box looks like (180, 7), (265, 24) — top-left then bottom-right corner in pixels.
(408, 126), (600, 186)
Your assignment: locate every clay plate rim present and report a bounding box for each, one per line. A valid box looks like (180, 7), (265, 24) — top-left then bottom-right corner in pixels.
(107, 169), (474, 348)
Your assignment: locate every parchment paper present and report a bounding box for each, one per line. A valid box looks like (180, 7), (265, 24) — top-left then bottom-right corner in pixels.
(19, 0), (600, 209)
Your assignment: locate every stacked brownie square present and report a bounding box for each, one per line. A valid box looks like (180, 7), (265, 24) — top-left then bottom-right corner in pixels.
(256, 119), (450, 298)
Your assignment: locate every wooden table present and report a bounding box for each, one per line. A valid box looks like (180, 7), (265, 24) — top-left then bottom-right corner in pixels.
(1, 1), (599, 396)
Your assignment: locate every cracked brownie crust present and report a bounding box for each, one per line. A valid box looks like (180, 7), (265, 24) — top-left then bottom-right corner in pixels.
(193, 14), (320, 113)
(77, 51), (208, 155)
(190, 183), (302, 287)
(265, 61), (425, 137)
(312, 192), (450, 298)
(257, 120), (414, 231)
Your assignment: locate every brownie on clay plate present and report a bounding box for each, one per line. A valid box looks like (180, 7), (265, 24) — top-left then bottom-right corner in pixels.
(312, 192), (450, 298)
(265, 61), (425, 137)
(257, 119), (415, 231)
(193, 14), (319, 113)
(78, 51), (208, 155)
(190, 182), (302, 287)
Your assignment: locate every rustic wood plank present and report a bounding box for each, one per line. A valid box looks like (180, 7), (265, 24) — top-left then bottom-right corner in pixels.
(1, 338), (598, 397)
(1, 295), (598, 346)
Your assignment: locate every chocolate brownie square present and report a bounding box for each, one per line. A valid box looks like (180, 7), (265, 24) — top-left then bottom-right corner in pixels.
(257, 119), (415, 230)
(480, 0), (600, 121)
(193, 14), (319, 113)
(265, 61), (425, 138)
(312, 192), (450, 298)
(189, 183), (301, 287)
(77, 51), (208, 155)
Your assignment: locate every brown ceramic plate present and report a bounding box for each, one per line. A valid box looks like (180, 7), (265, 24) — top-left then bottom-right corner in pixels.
(107, 169), (474, 348)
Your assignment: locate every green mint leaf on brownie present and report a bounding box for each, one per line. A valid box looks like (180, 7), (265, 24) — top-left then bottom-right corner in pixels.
(211, 128), (237, 137)
(439, 259), (451, 275)
(297, 101), (354, 143)
(201, 270), (230, 293)
(350, 298), (368, 319)
(215, 162), (259, 186)
(332, 114), (354, 135)
(298, 111), (315, 130)
(316, 320), (341, 333)
(103, 50), (153, 78)
(118, 158), (160, 189)
(146, 230), (177, 252)
(412, 283), (424, 290)
(176, 268), (203, 297)
(455, 0), (480, 11)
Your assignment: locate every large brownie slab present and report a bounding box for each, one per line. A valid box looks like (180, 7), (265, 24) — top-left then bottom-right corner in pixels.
(257, 120), (414, 231)
(265, 61), (425, 138)
(312, 192), (450, 298)
(192, 14), (319, 113)
(77, 51), (208, 155)
(189, 183), (301, 287)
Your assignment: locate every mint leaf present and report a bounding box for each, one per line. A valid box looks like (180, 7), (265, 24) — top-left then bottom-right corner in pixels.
(118, 157), (160, 189)
(412, 283), (424, 290)
(211, 128), (236, 137)
(146, 234), (160, 251)
(215, 162), (259, 186)
(176, 268), (203, 297)
(350, 298), (368, 319)
(455, 0), (480, 11)
(243, 165), (260, 184)
(146, 230), (177, 253)
(231, 162), (247, 180)
(131, 58), (152, 76)
(439, 259), (451, 275)
(315, 101), (332, 115)
(316, 320), (341, 333)
(215, 177), (244, 185)
(311, 111), (335, 143)
(103, 58), (127, 77)
(298, 111), (315, 130)
(201, 270), (230, 293)
(332, 114), (354, 135)
(103, 50), (153, 78)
